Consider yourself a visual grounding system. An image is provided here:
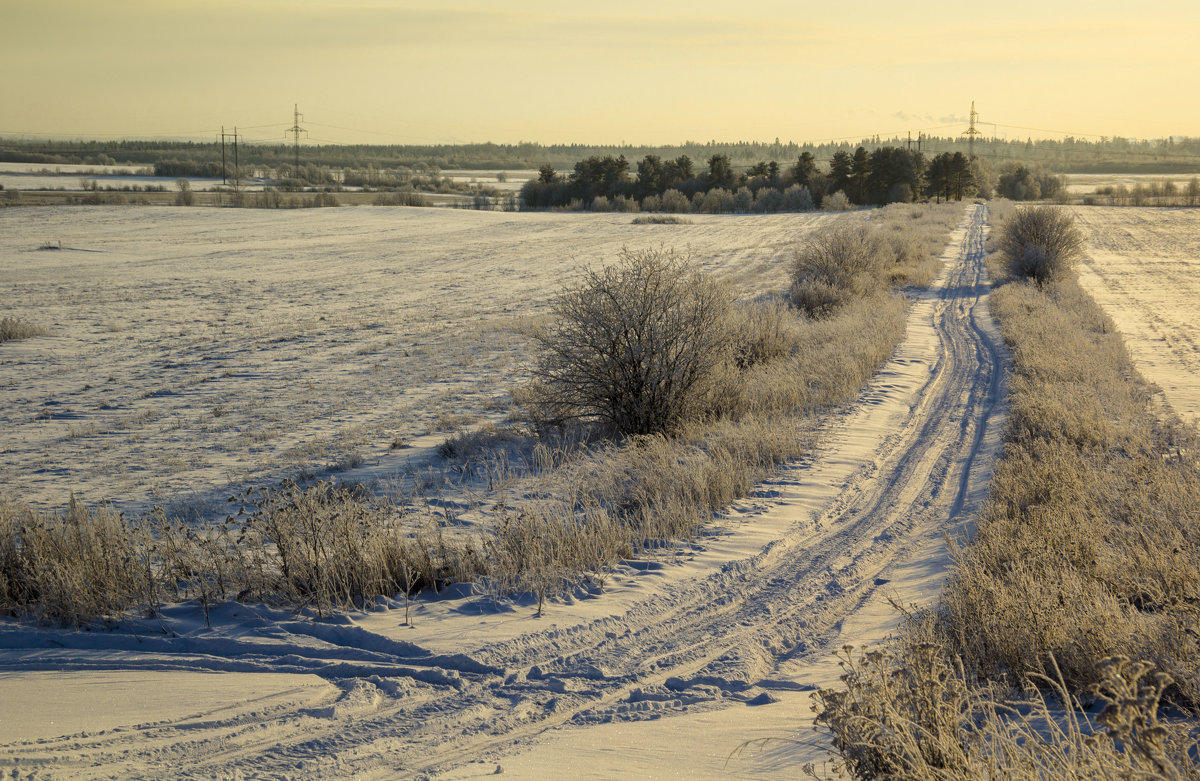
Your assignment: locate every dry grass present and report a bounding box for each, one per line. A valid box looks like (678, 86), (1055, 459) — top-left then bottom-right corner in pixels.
(817, 629), (1199, 780)
(0, 316), (49, 343)
(942, 269), (1200, 706)
(0, 495), (149, 626)
(631, 214), (692, 225)
(791, 201), (962, 317)
(814, 205), (1200, 778)
(0, 482), (484, 626)
(869, 202), (964, 288)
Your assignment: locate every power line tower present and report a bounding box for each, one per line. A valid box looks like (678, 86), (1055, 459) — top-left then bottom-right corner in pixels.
(963, 100), (983, 159)
(286, 104), (307, 173)
(219, 127), (241, 186)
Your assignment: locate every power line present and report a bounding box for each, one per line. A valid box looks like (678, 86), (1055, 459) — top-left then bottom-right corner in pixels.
(990, 122), (1108, 140)
(305, 120), (439, 142)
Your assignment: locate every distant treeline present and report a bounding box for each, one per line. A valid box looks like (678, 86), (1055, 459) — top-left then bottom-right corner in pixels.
(3, 134), (1199, 175)
(520, 148), (1066, 212)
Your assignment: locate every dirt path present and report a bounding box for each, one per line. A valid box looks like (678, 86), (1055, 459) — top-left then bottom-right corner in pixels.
(0, 204), (1006, 779)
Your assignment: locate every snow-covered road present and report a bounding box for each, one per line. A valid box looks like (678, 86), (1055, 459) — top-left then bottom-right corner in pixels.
(0, 204), (1006, 779)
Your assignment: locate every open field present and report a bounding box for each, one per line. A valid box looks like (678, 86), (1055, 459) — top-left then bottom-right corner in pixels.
(0, 206), (836, 519)
(1072, 206), (1200, 428)
(0, 204), (1011, 778)
(1063, 173), (1199, 195)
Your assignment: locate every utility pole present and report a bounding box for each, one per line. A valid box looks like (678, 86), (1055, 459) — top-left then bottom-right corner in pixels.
(963, 100), (983, 159)
(287, 104), (307, 173)
(220, 126), (227, 184)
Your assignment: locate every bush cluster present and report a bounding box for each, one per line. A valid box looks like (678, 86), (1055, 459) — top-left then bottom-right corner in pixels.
(997, 206), (1085, 285)
(789, 226), (888, 317)
(1084, 177), (1200, 207)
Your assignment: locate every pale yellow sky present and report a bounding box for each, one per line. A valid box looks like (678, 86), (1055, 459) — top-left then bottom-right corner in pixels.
(2, 0), (1197, 145)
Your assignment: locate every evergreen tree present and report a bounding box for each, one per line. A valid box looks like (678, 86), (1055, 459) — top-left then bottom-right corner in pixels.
(705, 154), (735, 190)
(849, 147), (871, 204)
(829, 151), (852, 195)
(792, 151), (817, 188)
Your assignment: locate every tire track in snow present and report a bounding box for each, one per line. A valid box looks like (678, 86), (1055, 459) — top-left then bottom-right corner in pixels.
(0, 204), (1006, 779)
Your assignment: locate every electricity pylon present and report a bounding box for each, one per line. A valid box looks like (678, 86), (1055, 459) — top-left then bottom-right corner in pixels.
(286, 105), (307, 172)
(963, 101), (983, 159)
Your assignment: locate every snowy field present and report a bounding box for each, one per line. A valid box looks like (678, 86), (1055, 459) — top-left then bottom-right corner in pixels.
(1072, 207), (1200, 428)
(0, 162), (233, 193)
(0, 204), (1016, 778)
(1063, 172), (1197, 195)
(1, 206), (831, 519)
(3, 203), (1195, 777)
(0, 162), (531, 194)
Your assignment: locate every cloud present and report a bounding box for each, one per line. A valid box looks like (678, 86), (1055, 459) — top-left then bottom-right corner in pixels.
(893, 112), (937, 124)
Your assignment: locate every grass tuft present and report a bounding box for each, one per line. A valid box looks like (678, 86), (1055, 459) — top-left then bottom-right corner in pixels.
(0, 316), (50, 343)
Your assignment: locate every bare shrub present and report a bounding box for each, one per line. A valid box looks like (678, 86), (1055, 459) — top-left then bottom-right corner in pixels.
(0, 316), (49, 343)
(694, 188), (733, 214)
(732, 186), (754, 213)
(789, 225), (887, 317)
(659, 188), (691, 214)
(998, 206), (1086, 285)
(782, 184), (815, 211)
(522, 247), (732, 437)
(610, 194), (639, 213)
(821, 190), (852, 211)
(174, 178), (194, 206)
